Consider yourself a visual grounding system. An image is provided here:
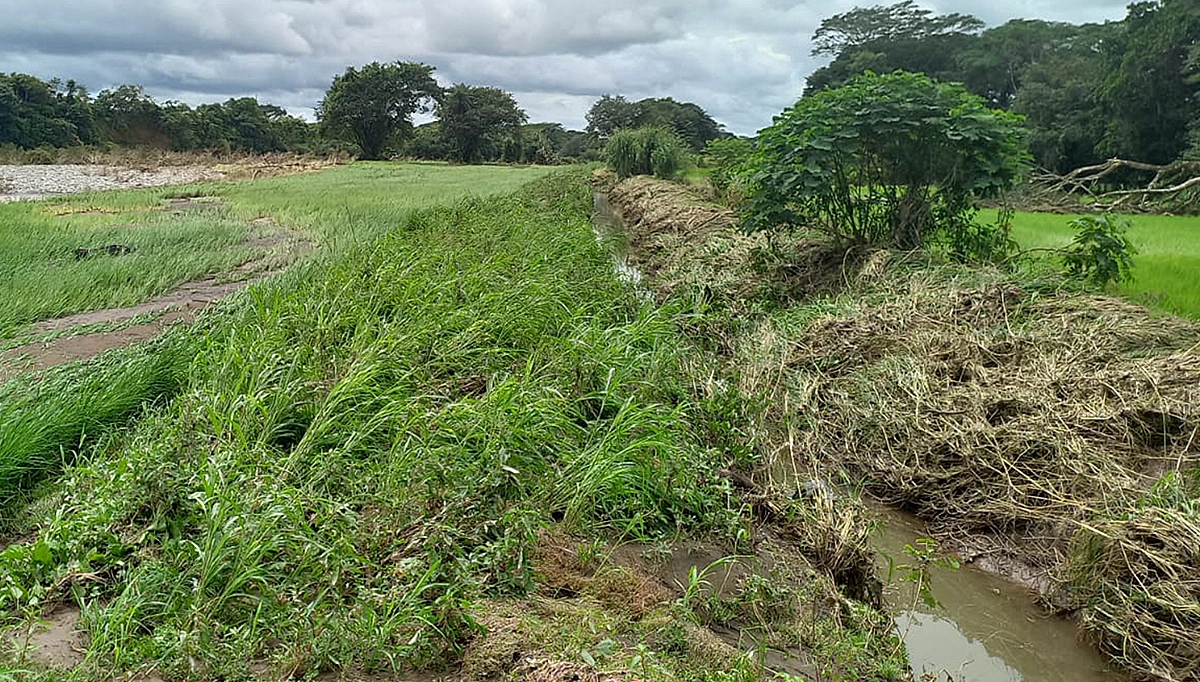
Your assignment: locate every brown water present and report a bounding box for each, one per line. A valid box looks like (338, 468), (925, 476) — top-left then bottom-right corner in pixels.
(872, 508), (1122, 682)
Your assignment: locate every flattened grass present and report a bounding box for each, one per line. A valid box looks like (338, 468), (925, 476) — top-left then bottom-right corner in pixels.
(0, 200), (251, 338)
(998, 210), (1200, 318)
(0, 162), (555, 339)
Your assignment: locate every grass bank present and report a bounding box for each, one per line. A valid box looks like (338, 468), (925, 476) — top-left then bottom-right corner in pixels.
(0, 170), (902, 681)
(0, 163), (554, 515)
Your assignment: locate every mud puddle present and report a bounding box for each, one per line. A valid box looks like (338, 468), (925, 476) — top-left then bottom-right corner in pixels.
(872, 507), (1119, 682)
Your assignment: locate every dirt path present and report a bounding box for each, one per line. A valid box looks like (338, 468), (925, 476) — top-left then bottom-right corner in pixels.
(0, 220), (309, 382)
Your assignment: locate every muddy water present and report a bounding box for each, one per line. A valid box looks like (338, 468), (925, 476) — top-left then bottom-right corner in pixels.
(592, 191), (644, 286)
(872, 508), (1121, 682)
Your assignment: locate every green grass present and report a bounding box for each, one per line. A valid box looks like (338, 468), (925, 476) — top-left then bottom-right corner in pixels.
(996, 209), (1200, 318)
(0, 168), (903, 682)
(0, 200), (251, 338)
(0, 162), (554, 340)
(0, 162), (556, 510)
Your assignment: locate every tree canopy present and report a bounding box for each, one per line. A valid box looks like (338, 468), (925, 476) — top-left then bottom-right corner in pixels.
(437, 85), (528, 163)
(317, 62), (442, 160)
(811, 1), (984, 56)
(805, 1), (1200, 171)
(745, 71), (1028, 258)
(585, 95), (727, 151)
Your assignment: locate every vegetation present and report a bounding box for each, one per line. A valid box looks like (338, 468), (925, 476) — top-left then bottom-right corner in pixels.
(807, 0), (1200, 172)
(317, 62), (442, 160)
(744, 71), (1027, 259)
(605, 170), (1200, 682)
(0, 164), (553, 509)
(437, 85), (528, 163)
(0, 168), (905, 682)
(0, 195), (250, 338)
(1061, 215), (1137, 287)
(1002, 209), (1200, 317)
(586, 95), (728, 152)
(605, 126), (689, 180)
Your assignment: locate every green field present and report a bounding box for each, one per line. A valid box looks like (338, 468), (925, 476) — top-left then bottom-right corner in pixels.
(1002, 210), (1200, 318)
(0, 163), (553, 340)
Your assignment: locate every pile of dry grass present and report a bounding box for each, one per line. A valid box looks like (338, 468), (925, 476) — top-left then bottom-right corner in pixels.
(756, 270), (1200, 681)
(602, 175), (763, 308)
(598, 174), (1200, 681)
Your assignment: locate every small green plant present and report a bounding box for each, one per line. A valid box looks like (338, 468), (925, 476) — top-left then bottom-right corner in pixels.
(1062, 214), (1137, 286)
(885, 537), (960, 610)
(604, 126), (688, 180)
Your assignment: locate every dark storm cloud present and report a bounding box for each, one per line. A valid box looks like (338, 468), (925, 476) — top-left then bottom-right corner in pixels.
(1, 0), (1132, 135)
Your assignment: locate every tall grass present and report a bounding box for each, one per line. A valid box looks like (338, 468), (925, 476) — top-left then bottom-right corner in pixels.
(0, 200), (250, 338)
(0, 334), (195, 511)
(0, 171), (739, 677)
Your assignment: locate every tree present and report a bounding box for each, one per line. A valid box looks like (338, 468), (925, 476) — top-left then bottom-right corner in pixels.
(1012, 51), (1109, 171)
(95, 85), (168, 147)
(811, 1), (984, 57)
(0, 73), (93, 148)
(585, 95), (639, 139)
(586, 95), (725, 151)
(438, 84), (527, 163)
(1103, 0), (1200, 164)
(744, 72), (1028, 259)
(318, 62), (442, 160)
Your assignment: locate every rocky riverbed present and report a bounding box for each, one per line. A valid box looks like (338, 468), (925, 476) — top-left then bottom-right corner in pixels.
(0, 164), (221, 201)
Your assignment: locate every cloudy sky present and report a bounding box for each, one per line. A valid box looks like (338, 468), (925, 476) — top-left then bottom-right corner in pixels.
(1, 0), (1131, 135)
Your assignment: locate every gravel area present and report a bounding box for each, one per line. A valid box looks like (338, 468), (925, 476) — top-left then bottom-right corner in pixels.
(0, 164), (223, 202)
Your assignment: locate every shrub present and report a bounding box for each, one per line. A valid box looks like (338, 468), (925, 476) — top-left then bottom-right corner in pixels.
(703, 137), (754, 202)
(605, 126), (688, 180)
(1062, 214), (1137, 286)
(743, 71), (1029, 261)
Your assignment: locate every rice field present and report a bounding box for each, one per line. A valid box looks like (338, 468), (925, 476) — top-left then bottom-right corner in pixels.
(1001, 210), (1200, 318)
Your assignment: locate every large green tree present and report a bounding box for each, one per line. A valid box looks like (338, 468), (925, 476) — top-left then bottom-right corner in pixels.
(810, 1), (984, 57)
(746, 71), (1028, 258)
(584, 95), (725, 151)
(318, 62), (442, 160)
(1103, 0), (1200, 164)
(0, 73), (96, 148)
(438, 85), (527, 163)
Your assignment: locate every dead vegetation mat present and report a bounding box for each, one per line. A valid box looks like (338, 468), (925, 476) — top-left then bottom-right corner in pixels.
(603, 174), (1200, 682)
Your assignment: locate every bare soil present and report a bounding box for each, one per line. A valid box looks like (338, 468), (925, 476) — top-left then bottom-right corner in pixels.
(5, 606), (86, 668)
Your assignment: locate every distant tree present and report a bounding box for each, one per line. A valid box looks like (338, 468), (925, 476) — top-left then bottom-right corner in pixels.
(95, 85), (168, 147)
(585, 95), (639, 140)
(810, 1), (984, 57)
(586, 95), (725, 151)
(438, 84), (527, 163)
(1013, 51), (1109, 171)
(1103, 0), (1200, 164)
(318, 62), (442, 160)
(0, 73), (91, 148)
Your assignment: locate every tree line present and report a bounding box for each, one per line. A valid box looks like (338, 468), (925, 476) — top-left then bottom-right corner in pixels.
(0, 63), (728, 164)
(806, 0), (1199, 173)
